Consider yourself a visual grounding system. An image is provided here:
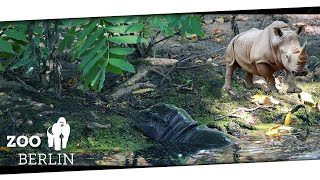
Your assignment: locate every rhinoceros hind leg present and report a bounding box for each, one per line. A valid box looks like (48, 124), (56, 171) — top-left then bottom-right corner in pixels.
(244, 72), (254, 89)
(223, 63), (238, 91)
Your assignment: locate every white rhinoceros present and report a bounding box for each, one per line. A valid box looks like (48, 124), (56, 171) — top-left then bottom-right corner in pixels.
(223, 21), (308, 93)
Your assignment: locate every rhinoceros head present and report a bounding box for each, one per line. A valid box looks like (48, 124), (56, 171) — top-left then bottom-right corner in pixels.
(274, 24), (308, 76)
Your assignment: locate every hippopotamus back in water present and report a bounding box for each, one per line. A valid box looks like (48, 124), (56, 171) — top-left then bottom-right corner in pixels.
(223, 21), (308, 93)
(134, 103), (237, 148)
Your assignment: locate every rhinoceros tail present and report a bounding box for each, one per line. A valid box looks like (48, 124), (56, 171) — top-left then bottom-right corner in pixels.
(225, 37), (237, 67)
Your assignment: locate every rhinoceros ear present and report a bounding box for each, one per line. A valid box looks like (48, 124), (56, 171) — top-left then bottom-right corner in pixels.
(295, 24), (306, 35)
(274, 27), (283, 37)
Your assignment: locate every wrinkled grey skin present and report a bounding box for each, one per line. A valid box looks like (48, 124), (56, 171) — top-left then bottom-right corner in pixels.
(134, 103), (237, 148)
(223, 21), (308, 93)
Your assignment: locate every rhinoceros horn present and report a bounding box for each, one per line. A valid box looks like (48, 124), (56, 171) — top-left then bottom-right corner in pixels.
(299, 40), (307, 61)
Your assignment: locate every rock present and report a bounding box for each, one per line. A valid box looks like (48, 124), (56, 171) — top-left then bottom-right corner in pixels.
(204, 19), (213, 25)
(206, 58), (213, 62)
(27, 120), (33, 126)
(142, 58), (178, 66)
(215, 17), (224, 23)
(133, 103), (237, 148)
(236, 15), (249, 21)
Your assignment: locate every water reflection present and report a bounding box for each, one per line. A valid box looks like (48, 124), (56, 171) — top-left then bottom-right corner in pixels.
(95, 127), (320, 166)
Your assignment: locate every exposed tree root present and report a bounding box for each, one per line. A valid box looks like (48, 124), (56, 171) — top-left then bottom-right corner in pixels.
(111, 82), (156, 101)
(111, 65), (171, 101)
(5, 73), (38, 93)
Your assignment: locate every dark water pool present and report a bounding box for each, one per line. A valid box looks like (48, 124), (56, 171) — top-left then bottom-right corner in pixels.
(93, 126), (320, 166)
(1, 127), (320, 166)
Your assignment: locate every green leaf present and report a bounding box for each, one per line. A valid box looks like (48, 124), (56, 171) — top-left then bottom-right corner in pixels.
(181, 16), (191, 35)
(10, 57), (29, 70)
(164, 15), (181, 26)
(82, 69), (97, 92)
(4, 29), (27, 41)
(77, 27), (104, 57)
(14, 21), (28, 32)
(0, 62), (5, 72)
(10, 47), (32, 70)
(109, 58), (135, 73)
(109, 47), (135, 55)
(98, 67), (106, 91)
(108, 36), (146, 44)
(76, 19), (98, 44)
(33, 23), (44, 35)
(79, 37), (106, 70)
(106, 63), (123, 74)
(0, 22), (11, 29)
(106, 23), (144, 34)
(71, 18), (90, 27)
(105, 16), (140, 25)
(91, 59), (107, 88)
(58, 26), (76, 53)
(91, 66), (103, 87)
(190, 16), (205, 37)
(83, 48), (107, 75)
(61, 19), (71, 29)
(71, 37), (87, 60)
(0, 39), (13, 53)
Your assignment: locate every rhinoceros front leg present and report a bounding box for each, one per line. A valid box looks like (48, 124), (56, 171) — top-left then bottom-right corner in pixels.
(286, 71), (302, 93)
(223, 63), (238, 91)
(257, 63), (278, 93)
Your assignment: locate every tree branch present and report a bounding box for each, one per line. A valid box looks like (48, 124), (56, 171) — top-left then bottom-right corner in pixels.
(160, 47), (226, 85)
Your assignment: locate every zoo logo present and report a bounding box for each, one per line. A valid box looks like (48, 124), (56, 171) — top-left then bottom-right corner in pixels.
(47, 117), (70, 151)
(7, 117), (74, 165)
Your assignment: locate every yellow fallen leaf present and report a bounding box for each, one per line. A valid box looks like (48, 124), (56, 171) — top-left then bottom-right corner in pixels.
(284, 112), (291, 125)
(251, 94), (280, 105)
(191, 34), (198, 42)
(265, 125), (293, 137)
(186, 34), (198, 42)
(298, 92), (316, 107)
(212, 28), (222, 36)
(269, 124), (282, 130)
(213, 37), (224, 43)
(265, 125), (281, 137)
(132, 88), (154, 95)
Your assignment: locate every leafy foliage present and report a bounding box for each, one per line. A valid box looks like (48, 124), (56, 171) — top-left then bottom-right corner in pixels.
(59, 17), (147, 91)
(0, 14), (204, 92)
(147, 14), (204, 37)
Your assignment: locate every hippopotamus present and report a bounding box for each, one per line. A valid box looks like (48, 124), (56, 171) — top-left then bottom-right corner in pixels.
(223, 21), (308, 93)
(133, 103), (237, 148)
